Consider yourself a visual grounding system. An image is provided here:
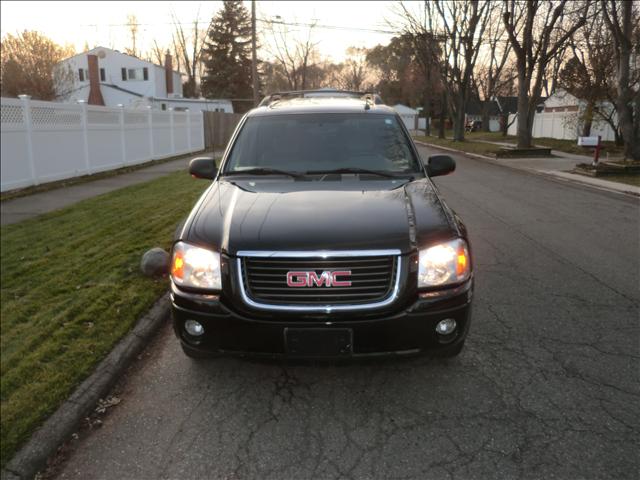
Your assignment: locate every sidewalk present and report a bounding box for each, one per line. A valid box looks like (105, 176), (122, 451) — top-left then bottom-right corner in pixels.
(414, 139), (640, 196)
(1, 153), (217, 226)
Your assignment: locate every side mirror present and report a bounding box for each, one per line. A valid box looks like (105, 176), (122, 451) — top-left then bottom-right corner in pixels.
(189, 157), (217, 180)
(427, 155), (456, 177)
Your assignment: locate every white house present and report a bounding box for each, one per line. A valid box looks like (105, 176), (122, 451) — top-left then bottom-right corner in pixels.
(393, 104), (419, 131)
(55, 47), (183, 106)
(55, 47), (233, 113)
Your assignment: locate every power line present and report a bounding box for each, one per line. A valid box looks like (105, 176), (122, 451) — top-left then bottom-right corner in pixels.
(76, 18), (396, 35)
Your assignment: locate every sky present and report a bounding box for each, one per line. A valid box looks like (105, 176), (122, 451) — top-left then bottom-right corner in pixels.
(0, 1), (405, 63)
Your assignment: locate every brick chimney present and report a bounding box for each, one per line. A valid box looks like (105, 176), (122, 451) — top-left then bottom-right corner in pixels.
(165, 51), (173, 96)
(87, 54), (105, 106)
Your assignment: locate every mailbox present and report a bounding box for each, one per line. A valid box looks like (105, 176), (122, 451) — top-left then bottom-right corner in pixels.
(578, 136), (600, 147)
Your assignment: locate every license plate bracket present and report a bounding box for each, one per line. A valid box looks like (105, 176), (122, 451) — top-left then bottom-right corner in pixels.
(285, 328), (353, 357)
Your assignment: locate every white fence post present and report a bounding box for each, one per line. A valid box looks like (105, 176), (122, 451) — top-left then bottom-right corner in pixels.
(118, 104), (126, 166)
(78, 100), (91, 174)
(18, 94), (38, 186)
(169, 108), (175, 155)
(147, 106), (154, 159)
(186, 109), (192, 152)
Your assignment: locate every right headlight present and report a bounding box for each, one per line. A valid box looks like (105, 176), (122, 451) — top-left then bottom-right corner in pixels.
(170, 241), (221, 290)
(418, 238), (470, 288)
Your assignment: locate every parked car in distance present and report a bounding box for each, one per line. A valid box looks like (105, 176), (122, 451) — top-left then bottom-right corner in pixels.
(170, 90), (473, 359)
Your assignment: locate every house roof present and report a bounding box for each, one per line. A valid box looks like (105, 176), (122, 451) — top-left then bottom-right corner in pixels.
(465, 98), (500, 116)
(393, 104), (418, 114)
(59, 46), (183, 75)
(494, 96), (518, 114)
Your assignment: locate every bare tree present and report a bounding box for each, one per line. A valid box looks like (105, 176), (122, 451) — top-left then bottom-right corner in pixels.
(472, 3), (514, 132)
(170, 10), (210, 98)
(558, 1), (618, 138)
(503, 0), (588, 148)
(393, 2), (444, 136)
(147, 40), (166, 66)
(335, 47), (371, 91)
(428, 0), (493, 141)
(266, 19), (319, 91)
(600, 0), (640, 160)
(1, 31), (75, 100)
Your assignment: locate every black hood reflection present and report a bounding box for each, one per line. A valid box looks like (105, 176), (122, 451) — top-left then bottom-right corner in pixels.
(181, 178), (458, 254)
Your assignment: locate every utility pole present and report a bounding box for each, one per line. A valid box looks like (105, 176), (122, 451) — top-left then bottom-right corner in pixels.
(251, 0), (259, 106)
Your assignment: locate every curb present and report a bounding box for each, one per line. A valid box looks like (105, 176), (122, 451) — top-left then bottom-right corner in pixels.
(414, 140), (640, 198)
(1, 293), (171, 480)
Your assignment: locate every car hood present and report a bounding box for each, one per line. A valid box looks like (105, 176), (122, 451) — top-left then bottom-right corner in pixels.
(182, 179), (457, 255)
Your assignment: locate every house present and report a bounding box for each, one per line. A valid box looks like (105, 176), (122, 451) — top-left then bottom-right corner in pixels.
(54, 47), (233, 113)
(393, 104), (419, 131)
(506, 89), (617, 141)
(464, 98), (501, 131)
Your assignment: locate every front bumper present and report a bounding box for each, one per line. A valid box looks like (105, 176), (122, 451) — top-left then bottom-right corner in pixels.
(171, 278), (473, 359)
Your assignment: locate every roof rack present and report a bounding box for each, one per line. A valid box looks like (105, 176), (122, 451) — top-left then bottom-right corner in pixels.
(258, 89), (384, 107)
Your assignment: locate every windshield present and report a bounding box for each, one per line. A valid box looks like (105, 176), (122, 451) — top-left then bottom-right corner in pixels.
(223, 113), (422, 175)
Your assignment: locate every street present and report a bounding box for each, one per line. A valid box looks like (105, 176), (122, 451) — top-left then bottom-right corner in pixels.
(56, 146), (639, 480)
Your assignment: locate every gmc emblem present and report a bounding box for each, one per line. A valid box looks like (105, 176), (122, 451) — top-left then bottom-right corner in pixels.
(286, 270), (352, 287)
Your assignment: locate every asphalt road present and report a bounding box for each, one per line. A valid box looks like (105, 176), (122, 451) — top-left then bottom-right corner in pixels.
(56, 146), (639, 480)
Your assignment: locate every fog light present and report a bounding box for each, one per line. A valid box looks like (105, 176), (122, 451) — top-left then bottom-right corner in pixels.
(185, 319), (204, 336)
(436, 318), (456, 335)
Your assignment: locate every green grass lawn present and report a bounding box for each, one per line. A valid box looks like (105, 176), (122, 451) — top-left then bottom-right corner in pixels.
(0, 170), (209, 467)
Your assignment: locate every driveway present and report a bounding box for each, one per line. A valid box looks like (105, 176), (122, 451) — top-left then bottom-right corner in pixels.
(56, 146), (640, 480)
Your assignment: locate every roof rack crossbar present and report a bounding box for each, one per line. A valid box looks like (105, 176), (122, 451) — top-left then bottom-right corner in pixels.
(258, 89), (382, 107)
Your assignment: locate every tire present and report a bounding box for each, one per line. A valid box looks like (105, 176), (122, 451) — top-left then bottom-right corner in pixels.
(434, 340), (465, 358)
(180, 342), (217, 359)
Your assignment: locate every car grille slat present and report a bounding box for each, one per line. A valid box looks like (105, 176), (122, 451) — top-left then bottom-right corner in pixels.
(241, 254), (397, 306)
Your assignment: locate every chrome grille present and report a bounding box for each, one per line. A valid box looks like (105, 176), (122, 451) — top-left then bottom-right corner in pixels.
(237, 251), (401, 311)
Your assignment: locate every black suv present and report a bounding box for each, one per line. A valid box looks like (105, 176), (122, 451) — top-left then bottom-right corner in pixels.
(170, 91), (473, 359)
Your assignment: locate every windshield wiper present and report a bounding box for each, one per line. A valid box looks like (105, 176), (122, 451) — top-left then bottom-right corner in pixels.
(304, 168), (397, 178)
(223, 168), (304, 179)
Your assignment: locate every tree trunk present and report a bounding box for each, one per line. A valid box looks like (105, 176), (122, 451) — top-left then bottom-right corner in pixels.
(581, 102), (594, 137)
(481, 103), (490, 132)
(452, 94), (466, 141)
(501, 113), (509, 137)
(516, 83), (533, 148)
(423, 88), (431, 136)
(438, 91), (447, 138)
(618, 97), (640, 160)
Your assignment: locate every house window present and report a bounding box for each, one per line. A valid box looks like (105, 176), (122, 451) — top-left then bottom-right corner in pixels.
(161, 103), (167, 111)
(78, 68), (87, 82)
(126, 68), (148, 81)
(121, 68), (127, 81)
(99, 68), (105, 82)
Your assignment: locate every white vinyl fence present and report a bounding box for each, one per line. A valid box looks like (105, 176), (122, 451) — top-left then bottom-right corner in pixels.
(507, 111), (617, 141)
(1, 96), (205, 192)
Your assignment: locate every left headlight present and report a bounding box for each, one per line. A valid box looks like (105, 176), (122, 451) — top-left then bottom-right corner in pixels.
(418, 238), (470, 288)
(170, 241), (221, 290)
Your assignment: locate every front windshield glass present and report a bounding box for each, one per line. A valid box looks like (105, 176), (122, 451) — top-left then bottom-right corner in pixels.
(223, 113), (422, 174)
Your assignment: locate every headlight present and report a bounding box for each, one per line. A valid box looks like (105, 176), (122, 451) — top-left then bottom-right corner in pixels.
(170, 241), (221, 290)
(418, 238), (470, 288)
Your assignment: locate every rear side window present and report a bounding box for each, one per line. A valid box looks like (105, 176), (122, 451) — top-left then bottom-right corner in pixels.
(225, 113), (421, 174)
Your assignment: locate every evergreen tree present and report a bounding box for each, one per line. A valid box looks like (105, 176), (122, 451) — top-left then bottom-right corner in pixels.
(201, 1), (254, 112)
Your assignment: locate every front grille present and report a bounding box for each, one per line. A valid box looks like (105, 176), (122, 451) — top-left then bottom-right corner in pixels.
(241, 255), (398, 307)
